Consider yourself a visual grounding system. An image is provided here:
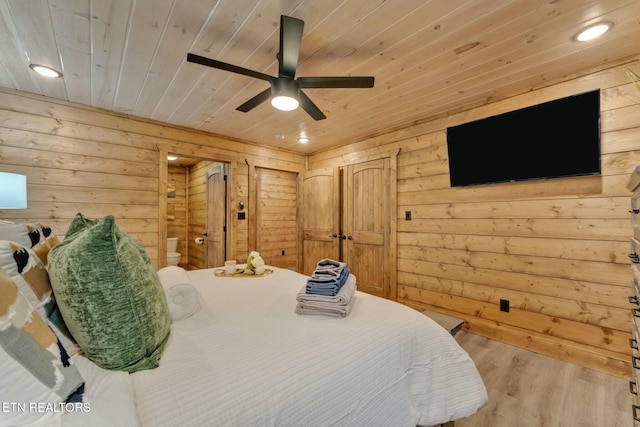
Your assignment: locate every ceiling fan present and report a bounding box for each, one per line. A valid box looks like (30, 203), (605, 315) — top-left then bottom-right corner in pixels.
(187, 15), (375, 121)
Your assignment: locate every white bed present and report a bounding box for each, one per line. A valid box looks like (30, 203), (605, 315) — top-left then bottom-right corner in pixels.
(61, 266), (486, 427)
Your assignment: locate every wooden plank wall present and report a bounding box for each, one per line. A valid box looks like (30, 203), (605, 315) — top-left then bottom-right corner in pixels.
(0, 88), (306, 268)
(308, 58), (640, 379)
(2, 59), (638, 379)
(256, 167), (298, 269)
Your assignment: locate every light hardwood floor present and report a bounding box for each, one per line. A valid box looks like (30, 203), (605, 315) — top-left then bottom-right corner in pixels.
(453, 332), (631, 427)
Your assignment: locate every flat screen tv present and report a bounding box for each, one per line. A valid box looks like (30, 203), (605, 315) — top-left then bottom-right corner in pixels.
(446, 89), (601, 187)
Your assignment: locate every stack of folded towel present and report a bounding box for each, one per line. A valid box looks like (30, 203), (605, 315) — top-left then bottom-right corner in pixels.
(296, 259), (356, 317)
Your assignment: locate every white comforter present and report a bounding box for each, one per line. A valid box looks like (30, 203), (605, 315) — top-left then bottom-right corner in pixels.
(130, 267), (487, 427)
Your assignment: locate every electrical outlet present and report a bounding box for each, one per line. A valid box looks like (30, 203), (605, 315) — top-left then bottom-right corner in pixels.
(405, 211), (412, 220)
(500, 299), (510, 312)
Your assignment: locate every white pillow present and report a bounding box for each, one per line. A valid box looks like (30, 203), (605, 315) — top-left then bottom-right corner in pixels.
(157, 266), (200, 321)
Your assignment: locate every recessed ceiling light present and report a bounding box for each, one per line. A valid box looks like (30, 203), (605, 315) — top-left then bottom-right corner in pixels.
(167, 155), (178, 161)
(29, 64), (63, 78)
(574, 21), (613, 42)
(298, 137), (309, 144)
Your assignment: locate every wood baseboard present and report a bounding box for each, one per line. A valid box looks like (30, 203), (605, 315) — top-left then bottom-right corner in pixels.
(463, 317), (630, 379)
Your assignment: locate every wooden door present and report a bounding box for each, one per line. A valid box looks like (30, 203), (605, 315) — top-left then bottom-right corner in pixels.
(299, 168), (340, 275)
(206, 163), (226, 268)
(343, 159), (391, 298)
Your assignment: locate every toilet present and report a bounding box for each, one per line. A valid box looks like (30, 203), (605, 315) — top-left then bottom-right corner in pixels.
(167, 237), (182, 266)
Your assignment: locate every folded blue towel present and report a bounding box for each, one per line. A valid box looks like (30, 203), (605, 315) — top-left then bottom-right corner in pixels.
(305, 284), (342, 296)
(306, 266), (350, 296)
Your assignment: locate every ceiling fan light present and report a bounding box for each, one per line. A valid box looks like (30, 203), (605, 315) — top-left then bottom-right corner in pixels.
(29, 63), (63, 78)
(271, 77), (300, 111)
(271, 95), (299, 111)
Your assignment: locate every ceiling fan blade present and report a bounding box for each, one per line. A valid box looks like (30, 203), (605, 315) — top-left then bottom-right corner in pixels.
(298, 76), (375, 88)
(236, 87), (273, 112)
(279, 15), (304, 79)
(187, 53), (273, 82)
(298, 90), (326, 121)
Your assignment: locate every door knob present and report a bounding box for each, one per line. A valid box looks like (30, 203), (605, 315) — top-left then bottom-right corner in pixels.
(346, 235), (353, 240)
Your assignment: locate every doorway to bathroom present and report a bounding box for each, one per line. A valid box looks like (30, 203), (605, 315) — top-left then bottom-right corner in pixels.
(167, 154), (230, 270)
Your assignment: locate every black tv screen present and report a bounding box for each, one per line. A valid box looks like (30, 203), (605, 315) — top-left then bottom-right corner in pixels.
(446, 89), (601, 187)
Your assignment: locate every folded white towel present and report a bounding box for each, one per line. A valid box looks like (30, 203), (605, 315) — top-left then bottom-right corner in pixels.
(295, 300), (355, 318)
(295, 274), (357, 317)
(316, 258), (347, 270)
(157, 266), (199, 321)
(297, 274), (357, 305)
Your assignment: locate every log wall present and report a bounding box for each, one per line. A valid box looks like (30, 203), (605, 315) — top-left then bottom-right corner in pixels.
(308, 58), (640, 378)
(2, 56), (639, 378)
(0, 88), (306, 268)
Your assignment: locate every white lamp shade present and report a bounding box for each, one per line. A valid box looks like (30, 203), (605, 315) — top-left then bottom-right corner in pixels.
(0, 173), (27, 209)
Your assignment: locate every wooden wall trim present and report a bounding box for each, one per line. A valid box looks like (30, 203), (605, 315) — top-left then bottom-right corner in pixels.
(246, 158), (256, 252)
(388, 149), (399, 300)
(158, 150), (168, 268)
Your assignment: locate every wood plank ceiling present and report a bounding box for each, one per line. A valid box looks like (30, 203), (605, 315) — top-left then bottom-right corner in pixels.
(0, 0), (638, 155)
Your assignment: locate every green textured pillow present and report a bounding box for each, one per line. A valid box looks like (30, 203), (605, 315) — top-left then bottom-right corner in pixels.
(63, 213), (97, 239)
(48, 215), (170, 372)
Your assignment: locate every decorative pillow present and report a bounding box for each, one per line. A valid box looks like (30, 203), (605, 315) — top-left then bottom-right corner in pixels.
(33, 223), (60, 265)
(48, 214), (171, 372)
(0, 240), (80, 356)
(157, 266), (200, 321)
(62, 213), (97, 240)
(0, 220), (60, 265)
(0, 271), (84, 426)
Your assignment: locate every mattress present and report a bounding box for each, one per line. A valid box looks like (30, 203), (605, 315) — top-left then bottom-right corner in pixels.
(129, 267), (487, 426)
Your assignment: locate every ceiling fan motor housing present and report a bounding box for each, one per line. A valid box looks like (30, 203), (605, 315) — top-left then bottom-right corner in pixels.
(272, 77), (300, 98)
